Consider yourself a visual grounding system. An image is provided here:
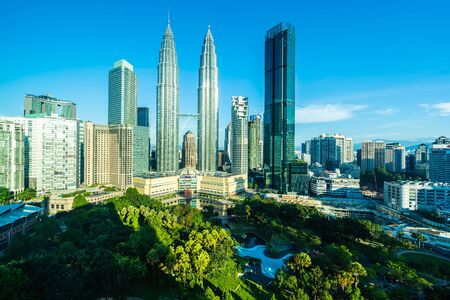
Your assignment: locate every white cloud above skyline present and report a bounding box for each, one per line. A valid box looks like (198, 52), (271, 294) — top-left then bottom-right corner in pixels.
(420, 102), (450, 116)
(295, 104), (366, 124)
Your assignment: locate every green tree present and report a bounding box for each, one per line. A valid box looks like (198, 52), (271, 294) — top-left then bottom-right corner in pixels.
(16, 188), (37, 200)
(0, 186), (12, 203)
(287, 252), (312, 274)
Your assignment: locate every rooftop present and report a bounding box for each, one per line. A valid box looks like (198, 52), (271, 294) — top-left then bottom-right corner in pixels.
(26, 94), (75, 105)
(0, 203), (42, 228)
(389, 181), (450, 188)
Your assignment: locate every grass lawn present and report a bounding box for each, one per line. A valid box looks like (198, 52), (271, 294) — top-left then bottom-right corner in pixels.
(398, 252), (450, 280)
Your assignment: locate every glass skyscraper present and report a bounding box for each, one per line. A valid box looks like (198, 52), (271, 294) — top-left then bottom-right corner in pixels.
(137, 107), (150, 127)
(156, 21), (179, 174)
(198, 26), (219, 173)
(108, 59), (137, 126)
(263, 23), (295, 193)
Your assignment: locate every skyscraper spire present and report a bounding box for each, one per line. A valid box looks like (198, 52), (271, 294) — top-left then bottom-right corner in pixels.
(197, 26), (219, 172)
(167, 7), (170, 26)
(156, 21), (179, 174)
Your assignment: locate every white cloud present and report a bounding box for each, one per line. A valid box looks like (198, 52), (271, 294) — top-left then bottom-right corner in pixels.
(420, 102), (450, 116)
(374, 108), (398, 116)
(296, 104), (366, 124)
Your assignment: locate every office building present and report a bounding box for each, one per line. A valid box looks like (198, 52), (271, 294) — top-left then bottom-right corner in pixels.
(224, 122), (232, 162)
(0, 116), (81, 193)
(415, 143), (429, 164)
(310, 176), (361, 198)
(182, 131), (196, 168)
(0, 120), (24, 193)
(157, 21), (179, 174)
(231, 96), (248, 175)
(384, 181), (450, 211)
(198, 26), (219, 172)
(361, 141), (386, 173)
(84, 122), (133, 190)
(429, 136), (450, 183)
(248, 115), (263, 170)
(263, 23), (295, 193)
(137, 107), (150, 127)
(133, 174), (179, 197)
(108, 59), (137, 126)
(24, 94), (76, 119)
(288, 160), (309, 195)
(385, 143), (406, 173)
(137, 107), (151, 171)
(133, 126), (149, 176)
(198, 172), (247, 198)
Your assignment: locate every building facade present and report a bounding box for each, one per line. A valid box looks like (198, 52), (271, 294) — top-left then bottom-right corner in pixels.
(24, 94), (76, 119)
(248, 115), (263, 170)
(310, 176), (361, 198)
(133, 174), (179, 197)
(157, 22), (179, 174)
(108, 59), (137, 126)
(182, 131), (197, 168)
(415, 143), (428, 164)
(263, 23), (295, 193)
(84, 122), (133, 190)
(361, 141), (386, 173)
(306, 133), (353, 169)
(385, 143), (406, 173)
(0, 203), (42, 250)
(429, 137), (450, 184)
(224, 122), (232, 163)
(198, 26), (219, 172)
(137, 107), (150, 127)
(231, 96), (248, 175)
(1, 116), (82, 193)
(198, 173), (248, 198)
(133, 126), (150, 176)
(384, 181), (450, 211)
(0, 120), (24, 193)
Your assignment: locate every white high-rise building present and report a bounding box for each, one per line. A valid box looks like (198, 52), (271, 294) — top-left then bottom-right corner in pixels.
(0, 120), (24, 193)
(231, 96), (248, 175)
(156, 21), (179, 174)
(1, 116), (81, 193)
(198, 26), (219, 172)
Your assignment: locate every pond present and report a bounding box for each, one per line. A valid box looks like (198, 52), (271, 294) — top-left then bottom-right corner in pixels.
(235, 245), (292, 279)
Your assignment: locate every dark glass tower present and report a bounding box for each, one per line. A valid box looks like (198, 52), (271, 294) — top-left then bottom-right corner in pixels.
(263, 23), (295, 193)
(137, 107), (150, 127)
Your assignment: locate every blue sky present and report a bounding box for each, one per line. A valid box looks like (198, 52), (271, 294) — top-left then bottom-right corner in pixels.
(1, 0), (450, 147)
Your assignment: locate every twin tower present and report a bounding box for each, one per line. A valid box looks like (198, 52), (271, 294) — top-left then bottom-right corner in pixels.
(156, 21), (218, 174)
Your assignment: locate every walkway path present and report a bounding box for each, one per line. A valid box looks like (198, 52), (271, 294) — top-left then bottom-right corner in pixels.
(396, 249), (450, 262)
